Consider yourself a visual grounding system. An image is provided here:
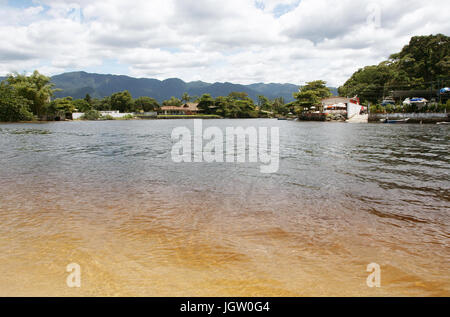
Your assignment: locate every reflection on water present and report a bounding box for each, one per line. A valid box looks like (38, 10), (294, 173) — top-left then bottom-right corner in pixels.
(0, 120), (449, 296)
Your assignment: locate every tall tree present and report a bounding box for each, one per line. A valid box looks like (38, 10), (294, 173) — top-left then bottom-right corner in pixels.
(228, 92), (249, 101)
(162, 96), (182, 107)
(7, 70), (58, 117)
(73, 99), (92, 112)
(257, 95), (272, 111)
(0, 83), (33, 122)
(48, 97), (75, 118)
(294, 80), (332, 109)
(181, 92), (191, 103)
(93, 96), (112, 111)
(84, 93), (92, 106)
(272, 97), (287, 115)
(298, 80), (333, 99)
(197, 94), (215, 114)
(134, 96), (160, 112)
(110, 90), (133, 112)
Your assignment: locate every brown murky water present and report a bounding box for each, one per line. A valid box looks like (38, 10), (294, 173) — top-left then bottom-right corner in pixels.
(0, 120), (448, 296)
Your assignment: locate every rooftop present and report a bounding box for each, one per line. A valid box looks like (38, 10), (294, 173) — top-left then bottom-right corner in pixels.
(160, 102), (199, 111)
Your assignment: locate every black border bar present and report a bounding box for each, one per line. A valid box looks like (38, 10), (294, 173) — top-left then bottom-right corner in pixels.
(1, 297), (446, 315)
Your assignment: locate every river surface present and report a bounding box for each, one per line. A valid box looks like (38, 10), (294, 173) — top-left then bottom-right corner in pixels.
(0, 119), (448, 296)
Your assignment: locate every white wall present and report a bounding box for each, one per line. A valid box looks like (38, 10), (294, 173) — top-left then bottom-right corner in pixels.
(72, 112), (134, 119)
(72, 112), (84, 120)
(347, 103), (362, 119)
(99, 111), (133, 118)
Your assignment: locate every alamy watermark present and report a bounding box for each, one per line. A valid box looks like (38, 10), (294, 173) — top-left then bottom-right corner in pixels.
(66, 263), (81, 288)
(366, 263), (381, 288)
(171, 120), (280, 173)
(67, 4), (83, 23)
(366, 3), (381, 28)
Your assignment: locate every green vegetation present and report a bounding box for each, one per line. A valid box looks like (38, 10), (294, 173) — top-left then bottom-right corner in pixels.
(370, 99), (450, 114)
(181, 92), (192, 103)
(102, 114), (115, 120)
(110, 90), (133, 113)
(0, 70), (329, 121)
(81, 109), (101, 120)
(7, 71), (58, 117)
(0, 69), (326, 121)
(197, 92), (259, 118)
(1, 70), (56, 122)
(71, 91), (160, 114)
(48, 97), (75, 119)
(339, 34), (450, 104)
(134, 96), (159, 112)
(0, 83), (33, 122)
(73, 97), (91, 112)
(162, 96), (183, 107)
(118, 114), (134, 120)
(293, 80), (332, 112)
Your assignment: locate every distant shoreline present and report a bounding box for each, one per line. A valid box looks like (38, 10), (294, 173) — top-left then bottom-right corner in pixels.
(2, 117), (449, 125)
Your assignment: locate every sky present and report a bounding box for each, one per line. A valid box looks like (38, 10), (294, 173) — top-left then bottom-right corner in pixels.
(0, 0), (449, 86)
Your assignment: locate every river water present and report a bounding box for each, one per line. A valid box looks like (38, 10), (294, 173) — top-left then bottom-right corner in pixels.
(0, 119), (448, 296)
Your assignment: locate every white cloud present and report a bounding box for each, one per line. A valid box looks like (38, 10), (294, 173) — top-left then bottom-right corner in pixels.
(0, 0), (449, 86)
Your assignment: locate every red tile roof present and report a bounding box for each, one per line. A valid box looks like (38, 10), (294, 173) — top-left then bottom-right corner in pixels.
(160, 103), (199, 111)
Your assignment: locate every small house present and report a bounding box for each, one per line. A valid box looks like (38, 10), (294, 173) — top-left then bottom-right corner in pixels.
(160, 103), (200, 115)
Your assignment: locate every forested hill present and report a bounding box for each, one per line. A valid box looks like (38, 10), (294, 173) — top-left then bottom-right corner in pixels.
(49, 71), (303, 102)
(1, 72), (338, 102)
(338, 34), (450, 103)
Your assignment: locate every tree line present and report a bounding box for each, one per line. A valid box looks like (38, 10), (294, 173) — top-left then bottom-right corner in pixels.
(169, 80), (332, 118)
(0, 71), (173, 122)
(0, 70), (336, 121)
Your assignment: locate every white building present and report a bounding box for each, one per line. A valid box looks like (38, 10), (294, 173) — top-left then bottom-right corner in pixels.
(72, 112), (85, 120)
(72, 111), (134, 120)
(99, 111), (133, 118)
(321, 97), (368, 123)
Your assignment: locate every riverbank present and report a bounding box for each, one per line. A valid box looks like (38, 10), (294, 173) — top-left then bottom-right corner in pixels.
(3, 112), (450, 124)
(369, 113), (449, 123)
(297, 112), (450, 124)
(157, 114), (222, 119)
(299, 113), (327, 121)
(0, 114), (223, 123)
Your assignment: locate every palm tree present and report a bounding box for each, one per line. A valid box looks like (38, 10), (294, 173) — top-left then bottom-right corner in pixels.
(181, 92), (191, 104)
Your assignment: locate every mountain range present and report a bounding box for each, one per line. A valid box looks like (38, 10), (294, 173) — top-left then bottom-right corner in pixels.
(1, 71), (338, 102)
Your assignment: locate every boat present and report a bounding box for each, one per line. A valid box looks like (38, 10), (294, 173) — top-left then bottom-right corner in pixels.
(436, 121), (450, 125)
(381, 118), (410, 124)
